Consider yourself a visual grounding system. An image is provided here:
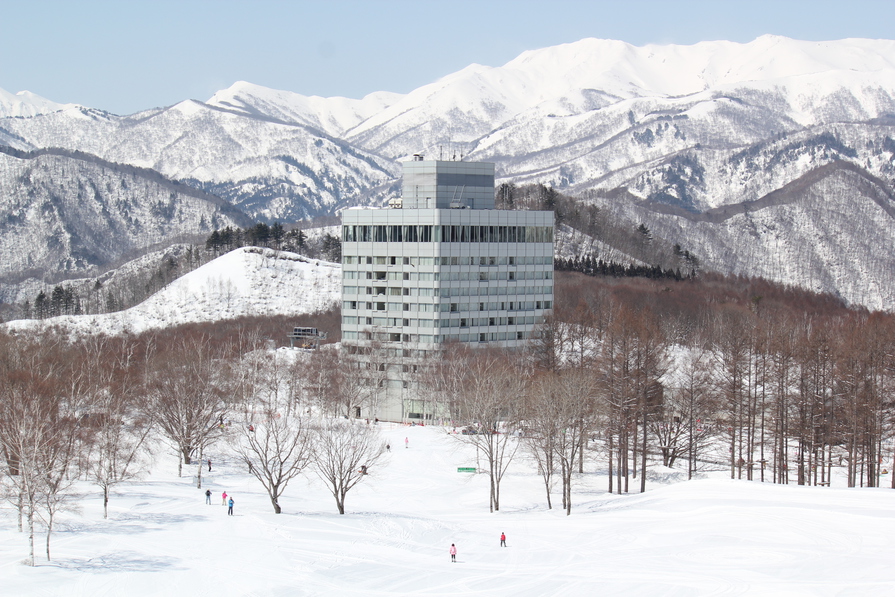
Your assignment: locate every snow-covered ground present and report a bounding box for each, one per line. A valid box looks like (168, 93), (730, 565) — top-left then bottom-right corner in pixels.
(3, 423), (895, 596)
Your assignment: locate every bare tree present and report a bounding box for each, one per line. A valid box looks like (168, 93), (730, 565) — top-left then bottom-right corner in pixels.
(522, 374), (560, 509)
(0, 333), (85, 565)
(82, 336), (153, 519)
(232, 352), (314, 513)
(431, 345), (526, 512)
(660, 343), (718, 478)
(525, 369), (598, 514)
(148, 333), (230, 475)
(555, 368), (600, 513)
(303, 345), (387, 419)
(312, 418), (386, 514)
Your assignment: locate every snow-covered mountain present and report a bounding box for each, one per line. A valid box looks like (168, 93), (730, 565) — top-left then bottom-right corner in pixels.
(0, 146), (250, 292)
(2, 36), (895, 309)
(0, 95), (400, 222)
(0, 88), (75, 119)
(2, 247), (341, 335)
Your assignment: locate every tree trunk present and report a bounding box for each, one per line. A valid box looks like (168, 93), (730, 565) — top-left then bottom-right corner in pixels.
(27, 506), (35, 567)
(608, 433), (614, 493)
(270, 483), (282, 514)
(46, 511), (54, 561)
(640, 409), (648, 494)
(544, 474), (552, 510)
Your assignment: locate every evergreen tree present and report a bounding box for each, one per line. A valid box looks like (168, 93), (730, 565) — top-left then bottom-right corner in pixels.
(271, 222), (285, 249)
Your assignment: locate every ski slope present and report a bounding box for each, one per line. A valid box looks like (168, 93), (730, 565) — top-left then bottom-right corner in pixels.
(2, 422), (894, 596)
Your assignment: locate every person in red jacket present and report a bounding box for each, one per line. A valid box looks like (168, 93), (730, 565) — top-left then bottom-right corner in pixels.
(500, 532), (506, 547)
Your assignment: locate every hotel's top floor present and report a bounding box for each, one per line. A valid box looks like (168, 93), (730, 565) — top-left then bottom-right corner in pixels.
(400, 156), (495, 210)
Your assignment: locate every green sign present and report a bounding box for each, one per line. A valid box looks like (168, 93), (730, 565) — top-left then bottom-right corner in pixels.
(457, 467), (476, 473)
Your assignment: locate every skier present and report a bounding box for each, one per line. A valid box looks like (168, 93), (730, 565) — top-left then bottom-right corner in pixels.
(450, 543), (457, 563)
(205, 489), (212, 505)
(405, 437), (409, 449)
(222, 491), (228, 506)
(228, 496), (234, 516)
(207, 458), (212, 472)
(500, 532), (506, 547)
(386, 443), (390, 452)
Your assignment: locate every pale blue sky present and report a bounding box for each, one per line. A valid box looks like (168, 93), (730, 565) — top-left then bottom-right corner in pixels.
(2, 0), (893, 115)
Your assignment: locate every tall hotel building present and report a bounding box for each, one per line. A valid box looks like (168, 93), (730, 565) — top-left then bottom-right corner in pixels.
(340, 157), (554, 421)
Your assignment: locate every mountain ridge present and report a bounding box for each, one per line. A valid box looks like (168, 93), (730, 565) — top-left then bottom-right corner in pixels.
(2, 35), (895, 310)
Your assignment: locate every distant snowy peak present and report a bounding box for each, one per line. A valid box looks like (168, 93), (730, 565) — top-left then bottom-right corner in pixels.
(206, 81), (403, 137)
(501, 36), (895, 99)
(0, 87), (76, 118)
(341, 36), (895, 158)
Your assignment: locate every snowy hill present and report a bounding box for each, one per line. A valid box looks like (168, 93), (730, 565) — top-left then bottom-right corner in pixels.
(1, 247), (341, 336)
(3, 422), (895, 595)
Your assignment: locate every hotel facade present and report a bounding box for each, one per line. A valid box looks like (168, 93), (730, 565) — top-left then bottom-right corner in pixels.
(340, 157), (554, 420)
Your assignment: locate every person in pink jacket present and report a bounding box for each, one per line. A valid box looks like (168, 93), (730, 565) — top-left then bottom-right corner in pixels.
(222, 491), (228, 506)
(450, 543), (457, 562)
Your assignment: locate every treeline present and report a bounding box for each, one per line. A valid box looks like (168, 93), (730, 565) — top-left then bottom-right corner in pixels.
(205, 223), (341, 263)
(543, 271), (895, 492)
(554, 253), (693, 281)
(29, 285), (82, 318)
(407, 271), (895, 516)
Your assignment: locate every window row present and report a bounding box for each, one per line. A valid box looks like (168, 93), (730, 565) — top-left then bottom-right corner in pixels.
(342, 331), (529, 343)
(342, 255), (552, 266)
(342, 225), (553, 244)
(342, 300), (552, 312)
(343, 285), (553, 298)
(342, 315), (540, 328)
(343, 345), (433, 360)
(343, 270), (552, 281)
(343, 331), (438, 343)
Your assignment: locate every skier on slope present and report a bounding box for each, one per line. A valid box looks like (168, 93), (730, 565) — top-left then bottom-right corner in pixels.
(450, 544), (457, 562)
